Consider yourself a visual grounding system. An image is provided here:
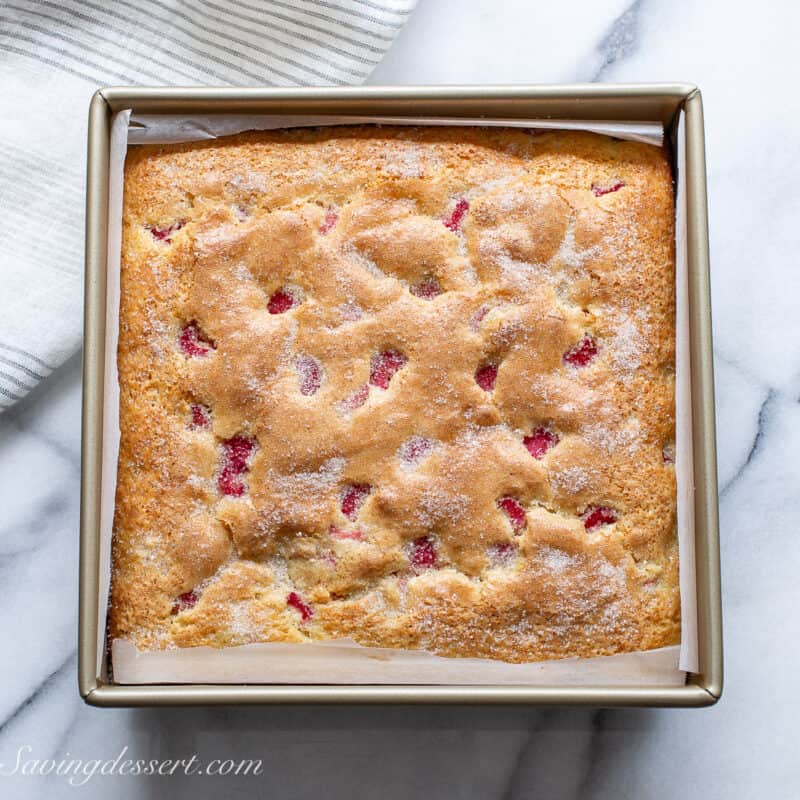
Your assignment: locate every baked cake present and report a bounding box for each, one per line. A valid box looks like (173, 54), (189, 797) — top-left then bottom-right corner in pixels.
(110, 126), (679, 665)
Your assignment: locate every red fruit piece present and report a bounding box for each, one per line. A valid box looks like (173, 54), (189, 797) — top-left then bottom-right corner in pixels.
(329, 525), (364, 541)
(339, 384), (369, 411)
(488, 542), (517, 565)
(497, 496), (527, 532)
(591, 180), (625, 197)
(319, 207), (338, 234)
(475, 363), (498, 392)
(662, 443), (676, 464)
(218, 435), (256, 497)
(369, 349), (407, 389)
(148, 220), (185, 243)
(443, 198), (469, 232)
(469, 305), (491, 331)
(179, 321), (215, 357)
(400, 436), (433, 465)
(286, 591), (313, 621)
(582, 505), (617, 531)
(296, 355), (323, 396)
(268, 288), (297, 314)
(341, 483), (371, 521)
(410, 277), (442, 299)
(409, 536), (437, 570)
(190, 403), (211, 429)
(563, 336), (598, 367)
(523, 427), (559, 459)
(171, 589), (200, 615)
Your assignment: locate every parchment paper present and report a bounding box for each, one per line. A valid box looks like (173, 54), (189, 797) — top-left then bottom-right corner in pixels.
(128, 114), (664, 146)
(102, 111), (695, 685)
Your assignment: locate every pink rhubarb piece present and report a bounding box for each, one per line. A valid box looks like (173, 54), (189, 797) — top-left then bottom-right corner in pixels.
(286, 591), (313, 621)
(400, 436), (433, 465)
(268, 288), (298, 315)
(296, 355), (323, 396)
(179, 322), (215, 357)
(369, 350), (407, 389)
(409, 536), (437, 570)
(148, 220), (185, 243)
(190, 403), (211, 429)
(591, 180), (624, 197)
(443, 198), (469, 232)
(329, 525), (365, 541)
(319, 207), (338, 234)
(497, 496), (527, 532)
(171, 589), (200, 615)
(341, 483), (371, 521)
(410, 277), (442, 299)
(523, 427), (559, 459)
(475, 363), (498, 391)
(582, 505), (617, 531)
(218, 435), (256, 497)
(563, 336), (598, 367)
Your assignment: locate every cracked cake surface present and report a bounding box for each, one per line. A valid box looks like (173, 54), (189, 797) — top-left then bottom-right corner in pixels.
(110, 126), (679, 664)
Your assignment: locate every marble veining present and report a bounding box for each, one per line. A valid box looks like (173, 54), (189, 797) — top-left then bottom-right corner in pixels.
(1, 0), (798, 797)
(589, 0), (643, 79)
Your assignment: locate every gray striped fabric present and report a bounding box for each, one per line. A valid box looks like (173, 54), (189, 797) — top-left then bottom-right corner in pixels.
(0, 0), (416, 410)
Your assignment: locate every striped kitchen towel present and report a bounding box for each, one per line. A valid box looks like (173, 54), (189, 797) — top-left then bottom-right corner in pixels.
(0, 0), (416, 410)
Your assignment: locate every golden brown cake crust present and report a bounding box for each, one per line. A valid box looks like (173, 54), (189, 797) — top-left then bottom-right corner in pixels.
(110, 126), (679, 664)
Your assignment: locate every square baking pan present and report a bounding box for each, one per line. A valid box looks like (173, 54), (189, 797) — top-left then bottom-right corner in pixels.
(80, 84), (721, 707)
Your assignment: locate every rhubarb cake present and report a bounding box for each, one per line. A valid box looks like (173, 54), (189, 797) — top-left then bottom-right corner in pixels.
(109, 125), (679, 665)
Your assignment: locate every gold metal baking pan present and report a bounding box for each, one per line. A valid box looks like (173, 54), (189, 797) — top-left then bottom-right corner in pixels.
(80, 84), (721, 706)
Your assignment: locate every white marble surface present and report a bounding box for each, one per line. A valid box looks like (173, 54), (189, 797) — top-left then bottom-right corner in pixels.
(1, 0), (799, 797)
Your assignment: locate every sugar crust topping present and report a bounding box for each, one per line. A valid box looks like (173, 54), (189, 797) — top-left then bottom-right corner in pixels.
(111, 126), (678, 663)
